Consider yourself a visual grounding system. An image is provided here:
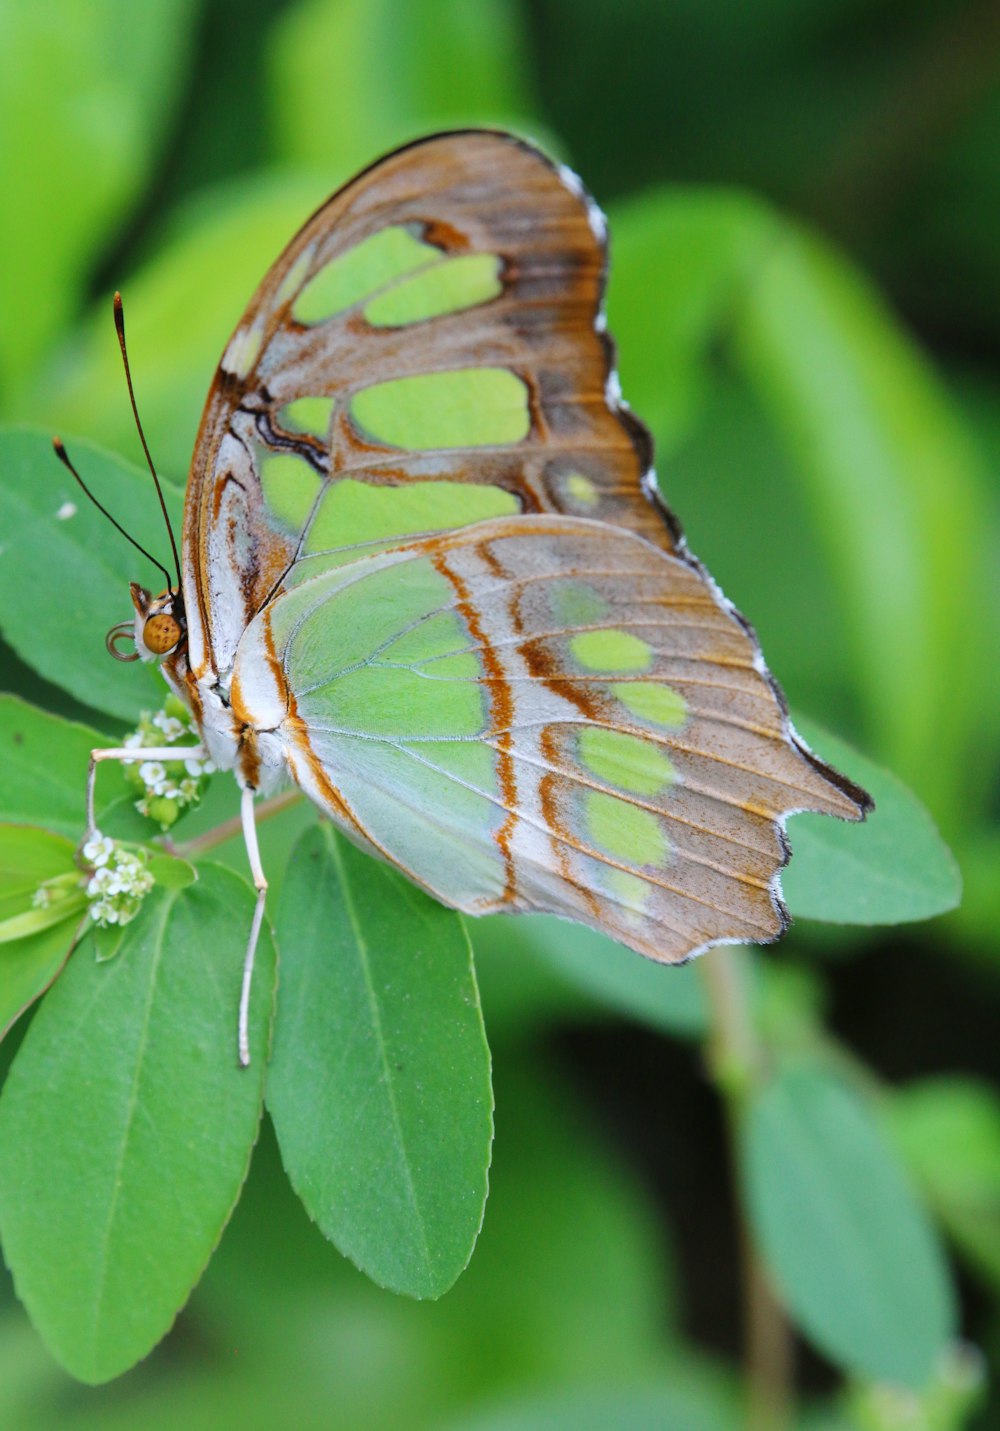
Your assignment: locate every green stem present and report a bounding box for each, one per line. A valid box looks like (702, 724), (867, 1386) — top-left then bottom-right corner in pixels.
(178, 789), (304, 858)
(699, 948), (794, 1431)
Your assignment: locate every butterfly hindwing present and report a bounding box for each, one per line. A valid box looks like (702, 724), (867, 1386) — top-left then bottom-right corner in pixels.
(229, 516), (863, 959)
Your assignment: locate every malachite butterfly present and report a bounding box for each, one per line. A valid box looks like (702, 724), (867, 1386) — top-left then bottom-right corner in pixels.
(83, 130), (871, 1063)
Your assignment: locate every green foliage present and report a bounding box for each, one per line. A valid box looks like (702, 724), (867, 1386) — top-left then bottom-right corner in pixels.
(0, 869), (276, 1382)
(0, 432), (182, 720)
(786, 719), (962, 925)
(741, 1061), (955, 1388)
(269, 824), (492, 1298)
(888, 1078), (1000, 1292)
(1, 0), (997, 1425)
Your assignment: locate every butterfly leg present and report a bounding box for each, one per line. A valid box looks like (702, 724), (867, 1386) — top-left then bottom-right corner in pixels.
(237, 785), (268, 1068)
(85, 745), (209, 839)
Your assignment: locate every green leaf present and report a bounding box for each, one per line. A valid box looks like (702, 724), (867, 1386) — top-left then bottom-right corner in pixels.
(269, 0), (536, 180)
(609, 189), (778, 453)
(731, 224), (995, 828)
(0, 3), (199, 397)
(0, 864), (275, 1383)
(30, 176), (332, 481)
(741, 1061), (955, 1389)
(268, 823), (493, 1299)
(0, 695), (134, 838)
(0, 824), (82, 1036)
(784, 718), (961, 925)
(442, 1374), (737, 1431)
(0, 430), (183, 722)
(147, 852), (197, 891)
(492, 914), (709, 1038)
(0, 823), (77, 901)
(0, 921), (77, 1042)
(887, 1077), (1000, 1291)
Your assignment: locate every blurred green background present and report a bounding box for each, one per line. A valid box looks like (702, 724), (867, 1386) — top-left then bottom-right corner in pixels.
(1, 1), (999, 1427)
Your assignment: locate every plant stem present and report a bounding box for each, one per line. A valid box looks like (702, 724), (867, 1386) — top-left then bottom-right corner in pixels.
(699, 948), (794, 1431)
(179, 788), (303, 857)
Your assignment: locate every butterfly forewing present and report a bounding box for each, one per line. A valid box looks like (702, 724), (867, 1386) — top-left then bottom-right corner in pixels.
(183, 130), (663, 681)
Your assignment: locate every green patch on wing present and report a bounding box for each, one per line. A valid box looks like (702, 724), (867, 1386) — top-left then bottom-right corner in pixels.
(586, 789), (667, 865)
(560, 472), (600, 510)
(612, 681), (688, 727)
(273, 560), (450, 674)
(304, 478), (519, 556)
(259, 451), (323, 533)
(350, 369), (530, 450)
(384, 610), (480, 681)
(293, 226), (439, 323)
(580, 728), (675, 796)
(275, 559), (486, 739)
(607, 868), (650, 919)
(300, 663), (485, 741)
(571, 630), (654, 673)
(364, 253), (503, 326)
(550, 580), (609, 626)
(278, 396), (335, 439)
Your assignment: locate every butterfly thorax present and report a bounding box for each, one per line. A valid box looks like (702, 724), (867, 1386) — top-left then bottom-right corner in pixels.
(119, 582), (286, 795)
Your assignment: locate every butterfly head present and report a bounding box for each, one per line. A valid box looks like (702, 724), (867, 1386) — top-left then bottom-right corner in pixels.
(106, 583), (186, 663)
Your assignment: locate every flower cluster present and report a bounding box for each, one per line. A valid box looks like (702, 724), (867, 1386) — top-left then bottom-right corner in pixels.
(122, 699), (215, 829)
(82, 833), (155, 927)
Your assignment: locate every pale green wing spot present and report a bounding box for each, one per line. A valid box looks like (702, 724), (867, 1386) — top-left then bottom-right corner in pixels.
(404, 738), (498, 801)
(274, 247), (313, 308)
(259, 452), (323, 533)
(564, 473), (600, 510)
(607, 869), (650, 919)
(363, 253), (503, 327)
(570, 630), (654, 672)
(288, 571), (486, 739)
(304, 478), (519, 556)
(579, 728), (675, 796)
(292, 226), (440, 323)
(279, 396), (335, 439)
(383, 609), (479, 667)
(307, 737), (506, 898)
(299, 661), (485, 741)
(585, 790), (667, 866)
(268, 559), (453, 674)
(223, 324), (265, 380)
(611, 681), (688, 727)
(350, 369), (530, 450)
(550, 580), (609, 626)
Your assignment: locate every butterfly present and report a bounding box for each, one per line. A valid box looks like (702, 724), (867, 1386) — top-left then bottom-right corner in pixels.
(80, 130), (870, 1064)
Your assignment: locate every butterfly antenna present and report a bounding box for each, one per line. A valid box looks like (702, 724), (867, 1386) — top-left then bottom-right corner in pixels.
(113, 291), (182, 590)
(52, 436), (175, 593)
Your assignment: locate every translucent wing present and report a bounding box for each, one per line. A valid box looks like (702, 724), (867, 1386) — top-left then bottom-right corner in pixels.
(230, 518), (868, 959)
(182, 130), (663, 684)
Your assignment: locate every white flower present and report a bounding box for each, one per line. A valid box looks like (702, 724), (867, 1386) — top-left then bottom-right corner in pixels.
(84, 841), (155, 929)
(82, 832), (115, 867)
(152, 712), (185, 742)
(138, 761), (167, 793)
(124, 731), (143, 749)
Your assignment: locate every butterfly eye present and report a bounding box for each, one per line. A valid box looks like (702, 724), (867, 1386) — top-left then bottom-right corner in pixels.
(143, 613), (182, 655)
